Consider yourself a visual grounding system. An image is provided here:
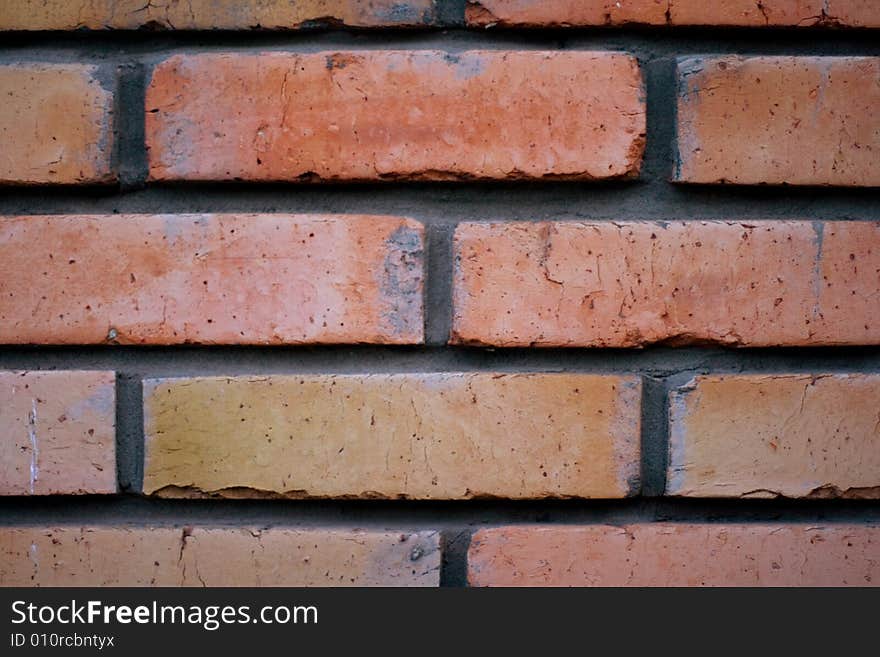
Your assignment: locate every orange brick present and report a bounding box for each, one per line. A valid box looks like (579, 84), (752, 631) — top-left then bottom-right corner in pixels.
(466, 0), (670, 26)
(0, 527), (440, 586)
(468, 525), (880, 586)
(146, 51), (645, 182)
(669, 0), (823, 25)
(466, 1), (877, 27)
(676, 57), (880, 186)
(451, 221), (880, 347)
(0, 371), (116, 495)
(0, 64), (114, 185)
(0, 214), (423, 345)
(826, 0), (880, 27)
(668, 374), (880, 499)
(143, 374), (641, 499)
(0, 0), (439, 30)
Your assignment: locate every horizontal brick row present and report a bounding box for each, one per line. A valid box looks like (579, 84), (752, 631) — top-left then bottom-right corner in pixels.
(452, 220), (880, 347)
(3, 217), (877, 347)
(0, 1), (441, 30)
(3, 524), (879, 586)
(2, 371), (878, 499)
(1, 1), (876, 30)
(3, 56), (879, 186)
(467, 525), (880, 586)
(0, 214), (424, 345)
(145, 51), (645, 182)
(142, 373), (641, 499)
(466, 1), (879, 28)
(0, 527), (440, 586)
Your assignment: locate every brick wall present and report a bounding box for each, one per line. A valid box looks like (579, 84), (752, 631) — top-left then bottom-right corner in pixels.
(0, 0), (878, 587)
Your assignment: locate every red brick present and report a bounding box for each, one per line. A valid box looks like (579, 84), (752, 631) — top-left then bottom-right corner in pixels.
(676, 56), (880, 186)
(0, 64), (114, 185)
(668, 374), (880, 499)
(0, 371), (116, 495)
(146, 51), (645, 182)
(466, 0), (669, 26)
(143, 374), (641, 499)
(0, 1), (439, 30)
(451, 220), (880, 347)
(0, 214), (423, 345)
(468, 525), (880, 586)
(827, 0), (880, 27)
(466, 1), (878, 27)
(0, 527), (440, 586)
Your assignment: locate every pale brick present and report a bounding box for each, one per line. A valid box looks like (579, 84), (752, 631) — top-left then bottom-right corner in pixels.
(143, 373), (641, 499)
(0, 527), (439, 586)
(676, 57), (880, 186)
(468, 524), (880, 586)
(668, 374), (880, 498)
(0, 64), (114, 185)
(0, 371), (116, 495)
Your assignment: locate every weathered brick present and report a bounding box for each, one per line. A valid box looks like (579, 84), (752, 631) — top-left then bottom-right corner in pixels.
(0, 527), (439, 586)
(466, 0), (670, 26)
(0, 214), (423, 345)
(0, 64), (114, 185)
(670, 0), (878, 26)
(828, 0), (880, 27)
(676, 57), (880, 186)
(468, 524), (880, 586)
(466, 1), (878, 27)
(0, 0), (439, 30)
(451, 221), (880, 347)
(668, 374), (880, 499)
(0, 371), (116, 495)
(146, 51), (645, 182)
(143, 374), (641, 499)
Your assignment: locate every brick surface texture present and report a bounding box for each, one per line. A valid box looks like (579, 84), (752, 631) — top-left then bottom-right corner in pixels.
(468, 525), (880, 586)
(0, 1), (441, 30)
(0, 64), (114, 185)
(452, 221), (880, 347)
(676, 57), (880, 186)
(0, 371), (116, 495)
(146, 51), (645, 182)
(0, 214), (424, 345)
(1, 3), (878, 589)
(143, 373), (641, 499)
(668, 374), (880, 499)
(466, 1), (879, 27)
(0, 527), (440, 586)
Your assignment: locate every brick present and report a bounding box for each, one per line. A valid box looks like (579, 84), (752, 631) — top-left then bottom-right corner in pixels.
(468, 524), (880, 586)
(0, 64), (114, 185)
(466, 0), (670, 26)
(0, 371), (116, 495)
(465, 1), (878, 27)
(146, 51), (645, 182)
(0, 0), (439, 30)
(0, 214), (423, 345)
(676, 56), (880, 186)
(0, 527), (439, 586)
(450, 221), (880, 347)
(669, 0), (875, 26)
(143, 373), (641, 499)
(668, 374), (880, 499)
(827, 0), (880, 27)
